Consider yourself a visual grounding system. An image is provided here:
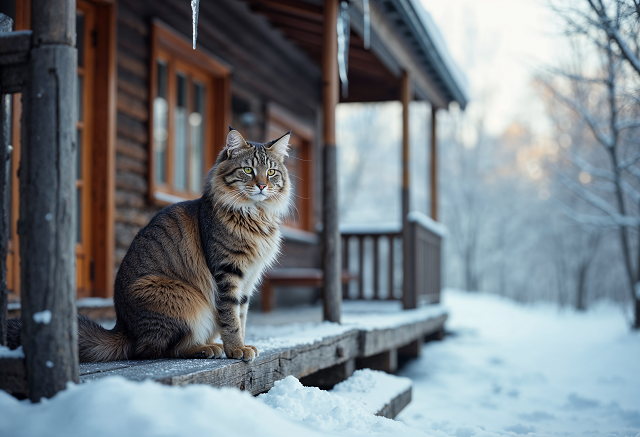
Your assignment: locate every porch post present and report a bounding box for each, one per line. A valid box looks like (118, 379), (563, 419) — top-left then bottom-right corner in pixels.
(0, 15), (12, 346)
(20, 0), (78, 401)
(401, 72), (416, 309)
(430, 107), (438, 220)
(322, 0), (341, 323)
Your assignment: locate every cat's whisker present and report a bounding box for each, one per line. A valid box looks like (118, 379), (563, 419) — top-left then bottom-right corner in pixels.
(290, 193), (310, 200)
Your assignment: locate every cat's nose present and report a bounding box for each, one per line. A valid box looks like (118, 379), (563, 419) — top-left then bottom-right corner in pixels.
(257, 183), (267, 191)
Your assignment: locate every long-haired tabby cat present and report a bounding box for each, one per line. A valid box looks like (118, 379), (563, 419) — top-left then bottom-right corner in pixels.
(8, 128), (291, 362)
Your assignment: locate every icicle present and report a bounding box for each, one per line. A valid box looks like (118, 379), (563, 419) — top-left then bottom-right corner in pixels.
(191, 0), (200, 50)
(363, 0), (370, 50)
(337, 1), (350, 98)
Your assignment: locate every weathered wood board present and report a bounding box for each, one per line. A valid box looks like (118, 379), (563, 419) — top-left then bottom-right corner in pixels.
(377, 386), (412, 419)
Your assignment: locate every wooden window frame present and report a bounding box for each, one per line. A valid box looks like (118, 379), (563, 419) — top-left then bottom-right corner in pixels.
(10, 0), (117, 299)
(266, 103), (315, 233)
(149, 20), (231, 205)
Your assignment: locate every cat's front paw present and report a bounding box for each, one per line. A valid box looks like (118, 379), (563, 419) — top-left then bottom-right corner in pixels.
(183, 344), (224, 359)
(226, 345), (259, 362)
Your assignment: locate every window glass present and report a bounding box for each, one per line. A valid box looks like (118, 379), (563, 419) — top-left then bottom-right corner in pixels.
(189, 83), (205, 193)
(174, 73), (188, 191)
(76, 129), (82, 179)
(154, 61), (168, 184)
(76, 188), (82, 243)
(76, 13), (85, 68)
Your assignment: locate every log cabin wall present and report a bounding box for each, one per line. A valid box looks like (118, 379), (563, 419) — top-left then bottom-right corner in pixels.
(114, 0), (323, 276)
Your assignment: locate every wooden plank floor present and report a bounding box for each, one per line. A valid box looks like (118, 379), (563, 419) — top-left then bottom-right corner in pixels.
(2, 302), (447, 397)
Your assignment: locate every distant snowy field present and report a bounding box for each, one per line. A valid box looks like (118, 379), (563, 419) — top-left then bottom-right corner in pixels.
(397, 290), (640, 436)
(0, 290), (638, 437)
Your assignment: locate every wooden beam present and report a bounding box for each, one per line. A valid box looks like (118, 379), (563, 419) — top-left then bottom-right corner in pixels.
(248, 0), (323, 22)
(430, 107), (438, 221)
(322, 0), (341, 323)
(401, 72), (414, 310)
(401, 72), (411, 221)
(19, 0), (78, 401)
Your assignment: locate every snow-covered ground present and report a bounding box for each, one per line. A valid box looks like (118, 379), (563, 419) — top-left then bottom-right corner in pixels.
(397, 290), (640, 436)
(1, 290), (638, 437)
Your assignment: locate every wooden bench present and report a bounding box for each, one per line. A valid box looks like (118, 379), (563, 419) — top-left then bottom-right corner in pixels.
(260, 268), (358, 312)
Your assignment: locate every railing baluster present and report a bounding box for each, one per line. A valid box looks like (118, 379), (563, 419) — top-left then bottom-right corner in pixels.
(373, 235), (379, 299)
(342, 235), (350, 299)
(388, 234), (395, 300)
(358, 235), (364, 299)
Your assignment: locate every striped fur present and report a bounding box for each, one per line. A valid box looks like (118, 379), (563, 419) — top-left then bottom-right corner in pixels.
(66, 129), (291, 362)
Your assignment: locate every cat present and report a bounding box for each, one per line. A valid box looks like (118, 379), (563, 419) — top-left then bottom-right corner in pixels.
(8, 128), (291, 363)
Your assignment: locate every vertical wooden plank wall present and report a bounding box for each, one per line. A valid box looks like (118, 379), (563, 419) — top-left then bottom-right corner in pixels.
(113, 1), (321, 277)
(322, 0), (341, 323)
(20, 0), (78, 401)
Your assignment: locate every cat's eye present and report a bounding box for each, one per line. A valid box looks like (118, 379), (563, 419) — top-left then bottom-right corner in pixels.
(243, 167), (253, 174)
(267, 169), (275, 176)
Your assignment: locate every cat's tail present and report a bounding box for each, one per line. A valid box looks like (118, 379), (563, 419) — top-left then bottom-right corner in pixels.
(6, 315), (132, 362)
(77, 315), (132, 362)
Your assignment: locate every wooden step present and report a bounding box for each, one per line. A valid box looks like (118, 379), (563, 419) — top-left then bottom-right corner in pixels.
(330, 369), (413, 419)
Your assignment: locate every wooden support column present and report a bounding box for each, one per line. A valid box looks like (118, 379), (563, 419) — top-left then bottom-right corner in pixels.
(356, 349), (398, 373)
(322, 0), (341, 323)
(430, 107), (438, 221)
(19, 0), (78, 401)
(401, 72), (415, 310)
(0, 14), (12, 346)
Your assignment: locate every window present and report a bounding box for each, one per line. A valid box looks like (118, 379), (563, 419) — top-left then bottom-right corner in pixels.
(266, 105), (315, 232)
(75, 1), (95, 298)
(150, 21), (230, 204)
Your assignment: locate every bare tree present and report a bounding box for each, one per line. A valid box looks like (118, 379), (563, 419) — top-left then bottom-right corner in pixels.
(540, 0), (640, 328)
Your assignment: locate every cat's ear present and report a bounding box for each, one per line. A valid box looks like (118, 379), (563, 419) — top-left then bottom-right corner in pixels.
(267, 131), (291, 160)
(226, 127), (251, 157)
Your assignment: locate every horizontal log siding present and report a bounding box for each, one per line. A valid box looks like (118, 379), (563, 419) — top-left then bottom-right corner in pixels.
(113, 0), (321, 272)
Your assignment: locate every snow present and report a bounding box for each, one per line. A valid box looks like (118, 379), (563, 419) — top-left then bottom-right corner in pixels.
(331, 369), (412, 414)
(260, 375), (426, 436)
(2, 291), (637, 436)
(245, 301), (447, 351)
(343, 303), (446, 331)
(0, 376), (320, 437)
(396, 290), (640, 436)
(32, 310), (52, 324)
(0, 345), (24, 359)
(410, 0), (469, 104)
(245, 321), (353, 352)
(0, 374), (423, 437)
(407, 210), (447, 237)
(76, 297), (113, 308)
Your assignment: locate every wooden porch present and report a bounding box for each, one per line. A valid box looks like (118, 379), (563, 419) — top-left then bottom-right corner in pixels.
(0, 0), (466, 406)
(2, 300), (447, 413)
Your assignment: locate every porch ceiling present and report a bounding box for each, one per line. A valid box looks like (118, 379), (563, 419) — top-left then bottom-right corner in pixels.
(242, 0), (402, 103)
(241, 0), (467, 107)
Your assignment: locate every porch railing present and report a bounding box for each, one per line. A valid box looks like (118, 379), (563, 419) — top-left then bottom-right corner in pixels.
(341, 212), (444, 306)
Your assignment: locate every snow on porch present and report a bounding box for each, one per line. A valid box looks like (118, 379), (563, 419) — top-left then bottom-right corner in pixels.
(75, 302), (447, 394)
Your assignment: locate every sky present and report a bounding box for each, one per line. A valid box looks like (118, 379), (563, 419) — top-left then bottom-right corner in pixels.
(421, 0), (568, 136)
